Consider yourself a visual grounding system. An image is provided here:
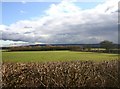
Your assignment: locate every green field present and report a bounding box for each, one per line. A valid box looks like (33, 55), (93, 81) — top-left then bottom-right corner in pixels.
(2, 51), (118, 62)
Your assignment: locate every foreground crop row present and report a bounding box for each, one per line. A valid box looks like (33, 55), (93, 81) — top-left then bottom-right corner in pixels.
(2, 60), (119, 88)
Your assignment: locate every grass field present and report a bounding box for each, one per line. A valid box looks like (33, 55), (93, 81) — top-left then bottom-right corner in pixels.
(2, 51), (118, 62)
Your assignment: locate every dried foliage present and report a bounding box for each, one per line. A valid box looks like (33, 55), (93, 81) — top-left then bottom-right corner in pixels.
(2, 60), (120, 88)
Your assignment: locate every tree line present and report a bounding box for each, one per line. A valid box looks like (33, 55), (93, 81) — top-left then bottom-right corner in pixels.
(3, 40), (119, 54)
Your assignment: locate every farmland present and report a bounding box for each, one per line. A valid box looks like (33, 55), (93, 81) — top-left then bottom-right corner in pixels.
(2, 51), (119, 88)
(2, 51), (118, 62)
(2, 60), (119, 88)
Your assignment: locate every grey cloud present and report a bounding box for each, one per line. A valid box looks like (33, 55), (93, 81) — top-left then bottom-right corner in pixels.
(1, 1), (118, 44)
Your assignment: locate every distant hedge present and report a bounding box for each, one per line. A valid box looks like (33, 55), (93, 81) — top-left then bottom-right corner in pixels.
(8, 46), (81, 51)
(86, 49), (120, 54)
(7, 46), (119, 54)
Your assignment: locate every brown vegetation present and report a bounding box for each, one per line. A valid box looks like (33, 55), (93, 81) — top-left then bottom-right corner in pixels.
(2, 60), (120, 88)
(8, 46), (81, 51)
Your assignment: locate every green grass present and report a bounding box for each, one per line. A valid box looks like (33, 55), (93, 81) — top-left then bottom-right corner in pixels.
(2, 51), (118, 62)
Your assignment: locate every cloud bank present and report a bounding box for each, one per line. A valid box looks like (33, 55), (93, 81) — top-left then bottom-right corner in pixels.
(1, 0), (118, 44)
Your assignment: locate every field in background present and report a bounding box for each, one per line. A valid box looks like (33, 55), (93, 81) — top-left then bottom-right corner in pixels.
(2, 51), (118, 62)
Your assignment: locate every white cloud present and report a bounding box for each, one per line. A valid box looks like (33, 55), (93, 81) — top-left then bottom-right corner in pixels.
(20, 10), (27, 14)
(45, 1), (81, 16)
(21, 1), (27, 4)
(1, 0), (119, 45)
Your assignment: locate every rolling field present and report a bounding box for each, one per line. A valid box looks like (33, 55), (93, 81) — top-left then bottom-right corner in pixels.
(2, 51), (118, 62)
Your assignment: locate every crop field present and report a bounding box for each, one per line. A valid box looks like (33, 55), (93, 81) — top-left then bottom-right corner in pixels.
(2, 51), (119, 88)
(2, 51), (118, 62)
(2, 60), (119, 88)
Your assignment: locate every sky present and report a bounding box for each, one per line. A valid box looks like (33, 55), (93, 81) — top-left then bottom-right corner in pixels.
(0, 0), (119, 46)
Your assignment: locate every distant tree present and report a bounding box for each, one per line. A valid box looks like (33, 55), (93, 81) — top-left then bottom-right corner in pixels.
(100, 40), (114, 52)
(83, 44), (91, 51)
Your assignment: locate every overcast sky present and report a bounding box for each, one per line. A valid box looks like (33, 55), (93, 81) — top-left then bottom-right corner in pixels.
(0, 0), (119, 46)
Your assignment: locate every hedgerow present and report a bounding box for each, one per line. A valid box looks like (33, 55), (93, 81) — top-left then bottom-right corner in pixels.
(2, 60), (119, 88)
